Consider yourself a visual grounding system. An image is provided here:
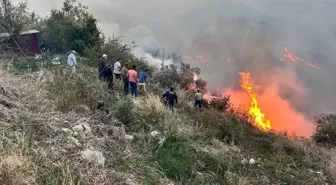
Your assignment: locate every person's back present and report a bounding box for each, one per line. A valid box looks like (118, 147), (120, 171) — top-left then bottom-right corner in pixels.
(67, 53), (76, 66)
(114, 61), (121, 73)
(128, 69), (137, 83)
(100, 65), (113, 81)
(195, 92), (203, 101)
(128, 65), (138, 97)
(121, 65), (128, 80)
(139, 71), (148, 83)
(121, 64), (129, 94)
(194, 90), (203, 110)
(163, 88), (178, 107)
(67, 51), (77, 73)
(99, 57), (106, 72)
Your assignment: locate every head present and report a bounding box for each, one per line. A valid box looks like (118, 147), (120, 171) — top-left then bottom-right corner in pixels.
(197, 89), (200, 93)
(71, 50), (77, 55)
(117, 58), (121, 62)
(144, 69), (149, 74)
(124, 63), (129, 68)
(170, 87), (175, 92)
(107, 63), (112, 68)
(132, 65), (136, 70)
(102, 54), (107, 59)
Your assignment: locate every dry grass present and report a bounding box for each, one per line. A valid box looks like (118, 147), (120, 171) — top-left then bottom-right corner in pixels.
(1, 61), (336, 184)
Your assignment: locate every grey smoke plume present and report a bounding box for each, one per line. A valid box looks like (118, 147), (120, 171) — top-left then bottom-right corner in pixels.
(17, 0), (336, 135)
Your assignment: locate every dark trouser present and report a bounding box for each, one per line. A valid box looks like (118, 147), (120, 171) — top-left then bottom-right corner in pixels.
(195, 100), (202, 109)
(108, 79), (114, 92)
(114, 73), (121, 80)
(130, 82), (138, 97)
(123, 79), (129, 94)
(168, 101), (175, 112)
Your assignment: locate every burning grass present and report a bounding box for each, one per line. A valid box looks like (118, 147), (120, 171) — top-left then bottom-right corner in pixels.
(0, 61), (336, 184)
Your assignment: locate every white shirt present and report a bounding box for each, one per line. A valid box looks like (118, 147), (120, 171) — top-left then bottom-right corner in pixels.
(67, 53), (77, 66)
(114, 61), (121, 74)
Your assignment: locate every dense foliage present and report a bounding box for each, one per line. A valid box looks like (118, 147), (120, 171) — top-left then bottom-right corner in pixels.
(42, 0), (102, 54)
(313, 114), (336, 146)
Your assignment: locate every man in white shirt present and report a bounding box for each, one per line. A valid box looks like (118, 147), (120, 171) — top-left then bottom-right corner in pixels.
(67, 50), (77, 73)
(113, 59), (122, 80)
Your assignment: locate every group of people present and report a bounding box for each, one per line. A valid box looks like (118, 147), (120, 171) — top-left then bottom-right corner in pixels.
(98, 54), (150, 97)
(97, 54), (204, 112)
(67, 51), (203, 112)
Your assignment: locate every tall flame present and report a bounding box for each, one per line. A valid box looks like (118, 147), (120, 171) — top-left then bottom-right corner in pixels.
(239, 72), (271, 131)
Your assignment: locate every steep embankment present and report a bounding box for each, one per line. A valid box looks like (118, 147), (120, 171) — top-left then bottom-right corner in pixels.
(0, 67), (336, 185)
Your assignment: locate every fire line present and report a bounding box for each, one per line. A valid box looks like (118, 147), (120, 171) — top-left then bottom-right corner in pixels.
(239, 72), (271, 131)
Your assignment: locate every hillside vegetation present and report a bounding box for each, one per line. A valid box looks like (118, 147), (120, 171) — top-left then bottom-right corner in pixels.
(1, 0), (336, 185)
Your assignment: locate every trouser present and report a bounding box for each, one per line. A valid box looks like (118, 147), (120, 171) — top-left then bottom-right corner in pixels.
(169, 103), (175, 112)
(123, 79), (129, 94)
(138, 83), (146, 93)
(114, 73), (121, 80)
(108, 80), (114, 92)
(194, 100), (202, 109)
(68, 65), (76, 73)
(130, 82), (138, 97)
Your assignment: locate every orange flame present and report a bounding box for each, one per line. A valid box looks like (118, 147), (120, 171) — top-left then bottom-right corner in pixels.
(281, 47), (320, 70)
(239, 72), (271, 131)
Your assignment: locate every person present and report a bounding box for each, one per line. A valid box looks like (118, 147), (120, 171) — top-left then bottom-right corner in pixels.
(67, 50), (77, 73)
(162, 87), (178, 112)
(121, 63), (129, 94)
(100, 63), (114, 93)
(98, 54), (107, 78)
(113, 59), (122, 80)
(138, 69), (150, 94)
(128, 65), (138, 97)
(40, 40), (47, 52)
(194, 89), (203, 111)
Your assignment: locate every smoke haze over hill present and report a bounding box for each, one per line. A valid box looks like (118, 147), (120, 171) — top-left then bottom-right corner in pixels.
(15, 0), (336, 135)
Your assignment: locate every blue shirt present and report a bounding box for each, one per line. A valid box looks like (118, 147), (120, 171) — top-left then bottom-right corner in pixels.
(139, 72), (148, 83)
(162, 90), (178, 106)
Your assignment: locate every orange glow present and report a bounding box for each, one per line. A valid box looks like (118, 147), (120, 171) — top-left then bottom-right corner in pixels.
(204, 71), (316, 137)
(281, 47), (320, 70)
(184, 56), (191, 60)
(239, 72), (271, 131)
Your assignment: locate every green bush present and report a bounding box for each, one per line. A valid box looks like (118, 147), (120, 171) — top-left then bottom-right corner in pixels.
(112, 95), (139, 127)
(313, 114), (336, 146)
(42, 0), (102, 54)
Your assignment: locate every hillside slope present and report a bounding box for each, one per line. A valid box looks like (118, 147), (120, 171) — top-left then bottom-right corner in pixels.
(0, 65), (336, 185)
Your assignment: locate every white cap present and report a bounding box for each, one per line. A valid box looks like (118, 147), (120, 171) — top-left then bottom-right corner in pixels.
(102, 54), (107, 58)
(71, 50), (77, 54)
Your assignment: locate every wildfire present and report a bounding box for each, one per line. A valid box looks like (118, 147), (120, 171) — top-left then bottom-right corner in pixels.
(239, 72), (271, 131)
(281, 47), (321, 70)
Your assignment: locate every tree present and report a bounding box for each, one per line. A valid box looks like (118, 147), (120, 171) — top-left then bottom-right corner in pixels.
(43, 0), (102, 53)
(313, 114), (336, 147)
(0, 0), (37, 35)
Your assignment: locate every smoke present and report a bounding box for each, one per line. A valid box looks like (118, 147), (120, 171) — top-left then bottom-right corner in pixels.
(18, 0), (336, 136)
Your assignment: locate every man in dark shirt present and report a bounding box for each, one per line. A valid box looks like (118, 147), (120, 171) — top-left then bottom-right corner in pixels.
(98, 54), (107, 78)
(100, 63), (114, 93)
(162, 87), (178, 112)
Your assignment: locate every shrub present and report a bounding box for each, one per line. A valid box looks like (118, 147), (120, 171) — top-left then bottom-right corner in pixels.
(42, 0), (102, 54)
(313, 114), (336, 146)
(83, 37), (153, 72)
(112, 95), (139, 128)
